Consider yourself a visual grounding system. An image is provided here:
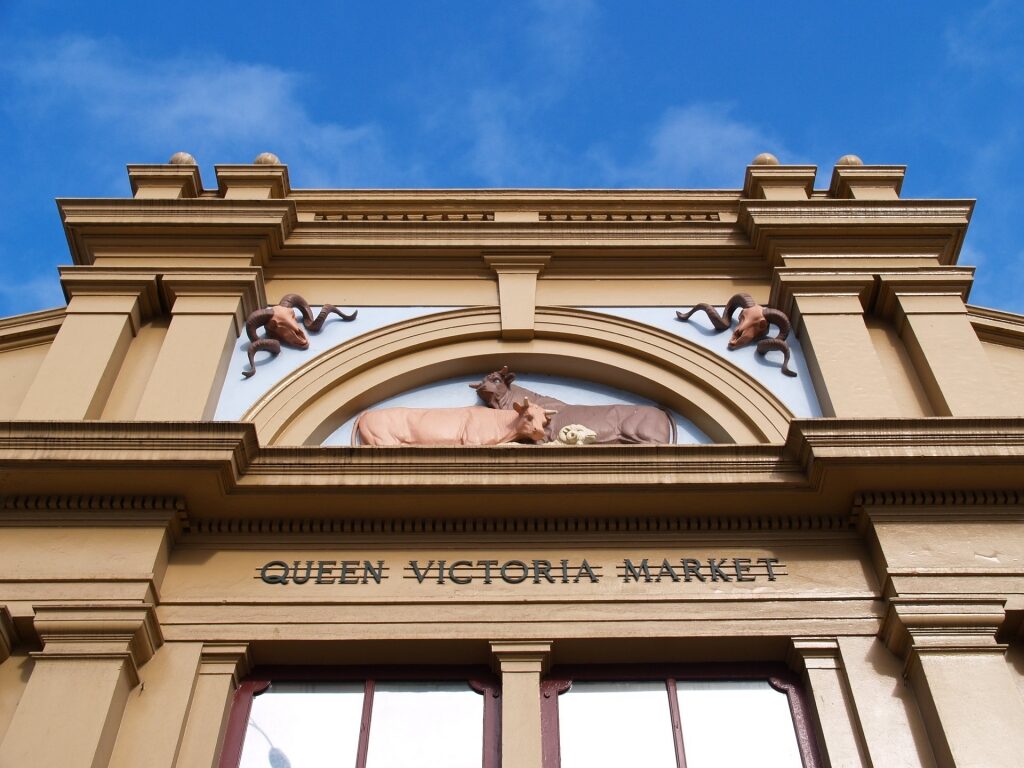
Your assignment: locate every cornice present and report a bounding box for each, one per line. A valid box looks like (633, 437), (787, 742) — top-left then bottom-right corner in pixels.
(287, 189), (745, 205)
(740, 199), (974, 265)
(58, 198), (298, 267)
(0, 306), (65, 351)
(968, 304), (1024, 347)
(0, 419), (1022, 518)
(0, 495), (186, 532)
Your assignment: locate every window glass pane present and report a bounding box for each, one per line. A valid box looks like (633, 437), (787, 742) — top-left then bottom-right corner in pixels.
(239, 682), (364, 768)
(558, 681), (677, 768)
(676, 680), (803, 768)
(365, 681), (483, 768)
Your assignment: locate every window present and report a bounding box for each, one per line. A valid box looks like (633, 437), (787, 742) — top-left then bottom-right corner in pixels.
(542, 665), (821, 768)
(221, 669), (499, 768)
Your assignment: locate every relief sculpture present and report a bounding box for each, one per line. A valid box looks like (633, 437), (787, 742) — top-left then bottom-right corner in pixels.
(242, 293), (357, 378)
(355, 398), (555, 447)
(676, 292), (797, 376)
(471, 366), (676, 444)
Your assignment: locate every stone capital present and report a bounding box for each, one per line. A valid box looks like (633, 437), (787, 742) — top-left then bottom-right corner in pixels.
(127, 164), (204, 200)
(160, 270), (267, 333)
(742, 164), (817, 200)
(198, 642), (252, 687)
(490, 640), (553, 674)
(31, 603), (163, 687)
(828, 164), (905, 200)
(873, 270), (975, 329)
(58, 268), (162, 333)
(215, 164), (291, 200)
(770, 270), (875, 333)
(880, 597), (1007, 665)
(788, 637), (843, 672)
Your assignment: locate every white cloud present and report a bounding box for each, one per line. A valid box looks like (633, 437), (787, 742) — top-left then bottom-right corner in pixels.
(3, 36), (397, 188)
(591, 103), (790, 188)
(945, 0), (1024, 82)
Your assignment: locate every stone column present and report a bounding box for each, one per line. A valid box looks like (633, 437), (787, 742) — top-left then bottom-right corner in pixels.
(16, 273), (159, 419)
(877, 275), (1015, 416)
(774, 273), (901, 416)
(134, 273), (264, 420)
(484, 253), (551, 340)
(789, 638), (869, 768)
(174, 643), (251, 768)
(491, 640), (551, 768)
(882, 598), (1024, 767)
(0, 604), (160, 768)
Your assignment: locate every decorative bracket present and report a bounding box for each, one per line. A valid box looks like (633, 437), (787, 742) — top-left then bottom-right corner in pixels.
(483, 253), (551, 340)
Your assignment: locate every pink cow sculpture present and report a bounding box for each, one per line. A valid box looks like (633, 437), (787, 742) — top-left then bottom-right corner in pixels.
(354, 399), (556, 447)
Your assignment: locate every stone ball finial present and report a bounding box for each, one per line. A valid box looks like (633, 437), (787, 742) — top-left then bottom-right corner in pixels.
(751, 152), (780, 166)
(254, 152), (281, 165)
(168, 151), (196, 165)
(836, 154), (864, 166)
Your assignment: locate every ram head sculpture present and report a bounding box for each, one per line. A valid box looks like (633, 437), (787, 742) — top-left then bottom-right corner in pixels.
(676, 293), (797, 377)
(242, 294), (357, 378)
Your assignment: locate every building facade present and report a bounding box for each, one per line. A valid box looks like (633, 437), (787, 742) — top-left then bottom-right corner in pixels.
(0, 152), (1022, 767)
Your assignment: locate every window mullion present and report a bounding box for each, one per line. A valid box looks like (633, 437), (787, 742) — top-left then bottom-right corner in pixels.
(354, 679), (376, 768)
(665, 678), (688, 768)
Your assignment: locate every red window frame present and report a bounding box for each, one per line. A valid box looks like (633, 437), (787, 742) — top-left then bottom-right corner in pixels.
(219, 666), (501, 768)
(540, 663), (822, 768)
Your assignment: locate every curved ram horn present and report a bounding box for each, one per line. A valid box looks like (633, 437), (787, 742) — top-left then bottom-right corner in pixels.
(676, 303), (731, 330)
(244, 307), (274, 342)
(723, 293), (757, 321)
(307, 304), (357, 332)
(242, 338), (282, 378)
(762, 307), (792, 341)
(277, 294), (315, 327)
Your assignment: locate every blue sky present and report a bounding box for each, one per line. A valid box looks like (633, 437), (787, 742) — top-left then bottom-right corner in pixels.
(1, 1), (1022, 315)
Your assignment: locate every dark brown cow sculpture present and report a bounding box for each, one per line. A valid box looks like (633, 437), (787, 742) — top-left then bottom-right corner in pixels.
(471, 367), (676, 444)
(242, 294), (357, 378)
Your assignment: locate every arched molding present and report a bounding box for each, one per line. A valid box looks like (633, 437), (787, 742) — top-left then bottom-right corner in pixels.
(243, 306), (794, 446)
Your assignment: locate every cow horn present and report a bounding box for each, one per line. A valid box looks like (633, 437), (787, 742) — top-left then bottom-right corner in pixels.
(544, 409), (558, 416)
(468, 382), (481, 389)
(244, 307), (274, 342)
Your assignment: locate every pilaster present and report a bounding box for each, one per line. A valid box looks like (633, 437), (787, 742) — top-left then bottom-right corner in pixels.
(491, 640), (551, 768)
(174, 643), (251, 768)
(876, 273), (1014, 416)
(773, 272), (900, 416)
(0, 604), (161, 768)
(16, 271), (160, 419)
(135, 271), (265, 420)
(484, 253), (551, 340)
(881, 598), (1024, 768)
(788, 638), (868, 768)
